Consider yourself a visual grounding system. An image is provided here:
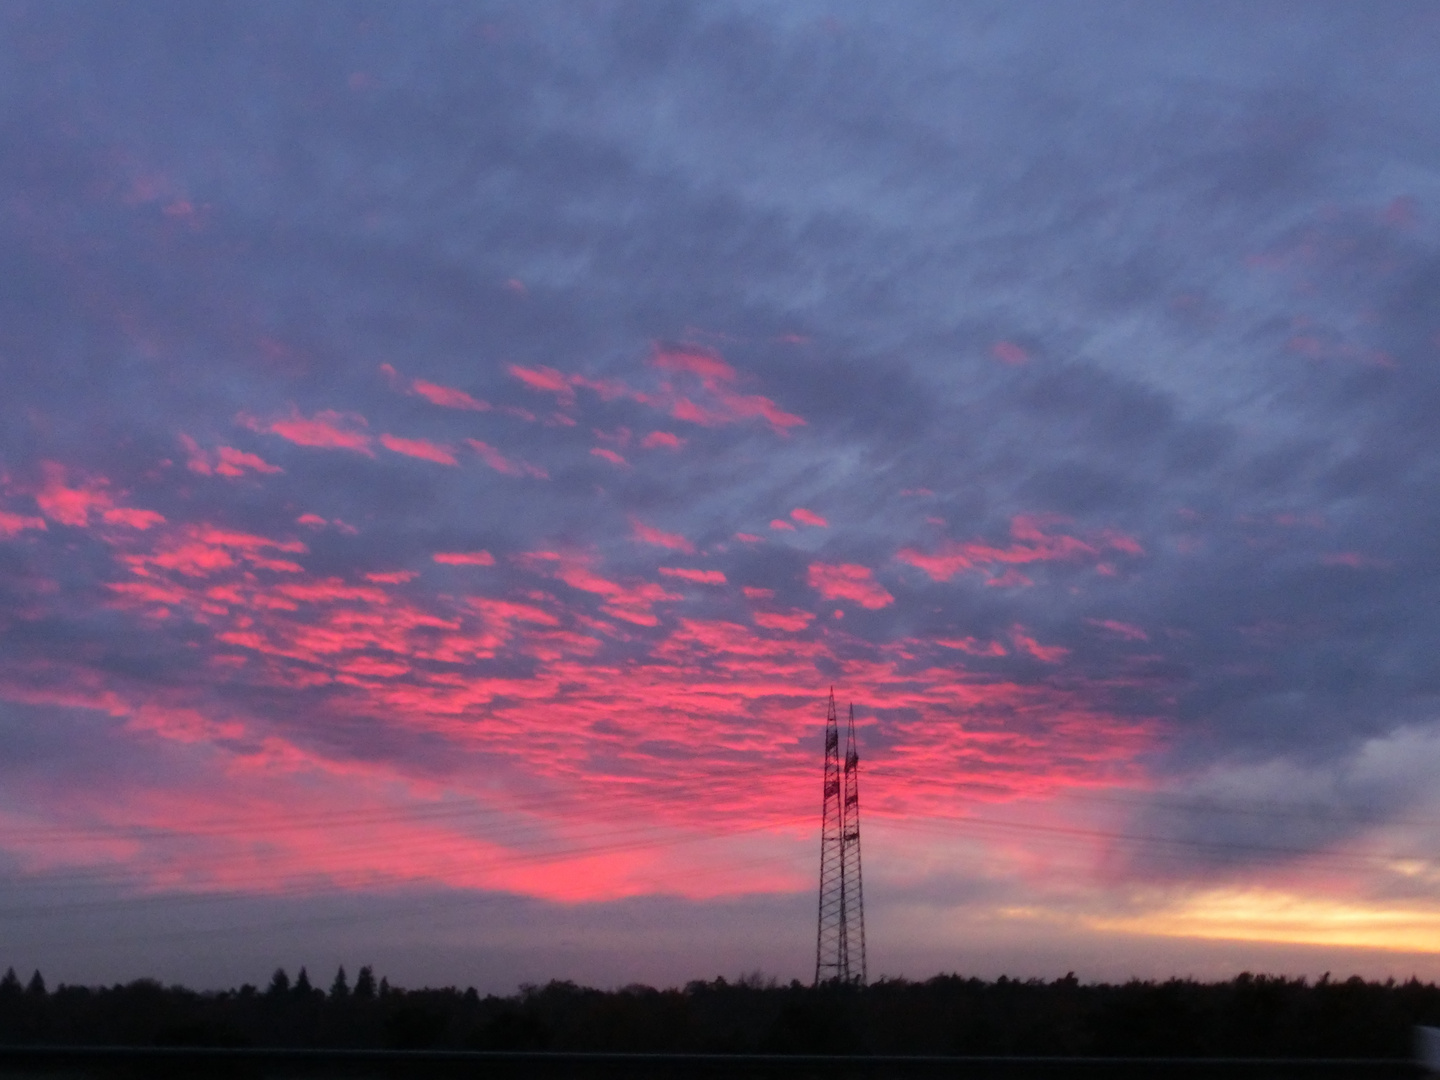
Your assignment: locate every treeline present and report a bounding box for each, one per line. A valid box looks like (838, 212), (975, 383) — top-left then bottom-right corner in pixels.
(3, 966), (1440, 1056)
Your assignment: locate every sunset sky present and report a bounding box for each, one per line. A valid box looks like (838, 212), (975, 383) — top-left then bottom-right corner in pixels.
(5, 1), (1440, 992)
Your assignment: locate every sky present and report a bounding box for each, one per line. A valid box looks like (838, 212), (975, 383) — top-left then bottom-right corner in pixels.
(4, 0), (1440, 993)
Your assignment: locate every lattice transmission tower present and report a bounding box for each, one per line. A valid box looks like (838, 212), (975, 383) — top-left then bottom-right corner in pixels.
(815, 688), (867, 985)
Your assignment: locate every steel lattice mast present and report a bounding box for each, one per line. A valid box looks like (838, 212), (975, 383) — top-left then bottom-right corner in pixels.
(842, 702), (867, 984)
(815, 689), (866, 985)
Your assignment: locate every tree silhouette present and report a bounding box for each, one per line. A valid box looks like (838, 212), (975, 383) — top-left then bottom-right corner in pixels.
(3, 968), (1439, 1054)
(354, 966), (376, 1000)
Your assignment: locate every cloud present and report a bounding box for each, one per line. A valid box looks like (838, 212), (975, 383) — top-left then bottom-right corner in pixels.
(806, 562), (894, 610)
(180, 435), (283, 478)
(657, 567), (726, 585)
(590, 447), (629, 468)
(1320, 552), (1392, 570)
(790, 508), (828, 527)
(464, 440), (547, 479)
(992, 341), (1029, 365)
(433, 551), (495, 566)
(410, 378), (490, 412)
(516, 551), (682, 627)
(1084, 618), (1150, 642)
(379, 433), (458, 466)
(0, 511), (46, 537)
(897, 515), (1143, 583)
(246, 410), (374, 456)
(505, 348), (803, 436)
(31, 462), (164, 530)
(631, 520), (695, 553)
(752, 610), (814, 632)
(653, 346), (805, 434)
(1010, 625), (1070, 663)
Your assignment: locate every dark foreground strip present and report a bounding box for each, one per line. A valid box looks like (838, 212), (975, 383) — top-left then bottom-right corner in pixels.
(0, 1047), (1424, 1078)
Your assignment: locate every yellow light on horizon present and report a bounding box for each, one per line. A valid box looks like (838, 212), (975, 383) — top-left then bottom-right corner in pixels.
(1090, 887), (1440, 953)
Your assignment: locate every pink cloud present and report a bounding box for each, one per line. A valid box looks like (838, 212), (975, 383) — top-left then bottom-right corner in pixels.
(54, 517), (1167, 902)
(433, 551), (496, 566)
(296, 514), (328, 528)
(937, 636), (1008, 656)
(365, 570), (417, 584)
(1084, 618), (1150, 641)
(1012, 626), (1070, 663)
(519, 551), (681, 626)
(380, 434), (458, 466)
(464, 439), (547, 479)
(215, 446), (282, 477)
(180, 435), (282, 477)
(102, 507), (166, 530)
(410, 378), (489, 411)
(641, 431), (685, 450)
(769, 519), (796, 531)
(790, 507), (828, 528)
(742, 587), (775, 599)
(652, 346), (805, 434)
(32, 462), (163, 530)
(806, 562), (894, 609)
(992, 341), (1029, 365)
(734, 533), (762, 543)
(898, 514), (1143, 583)
(251, 409), (374, 455)
(34, 463), (110, 526)
(504, 347), (803, 437)
(631, 519), (695, 553)
(469, 597), (560, 629)
(179, 434), (211, 474)
(0, 510), (46, 537)
(658, 567), (726, 585)
(1321, 551), (1392, 569)
(986, 569), (1033, 588)
(122, 524), (307, 579)
(593, 426), (632, 448)
(590, 447), (629, 468)
(753, 610), (814, 632)
(652, 347), (737, 384)
(509, 364), (576, 404)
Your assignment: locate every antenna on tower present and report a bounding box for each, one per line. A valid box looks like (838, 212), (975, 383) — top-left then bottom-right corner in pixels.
(815, 688), (866, 985)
